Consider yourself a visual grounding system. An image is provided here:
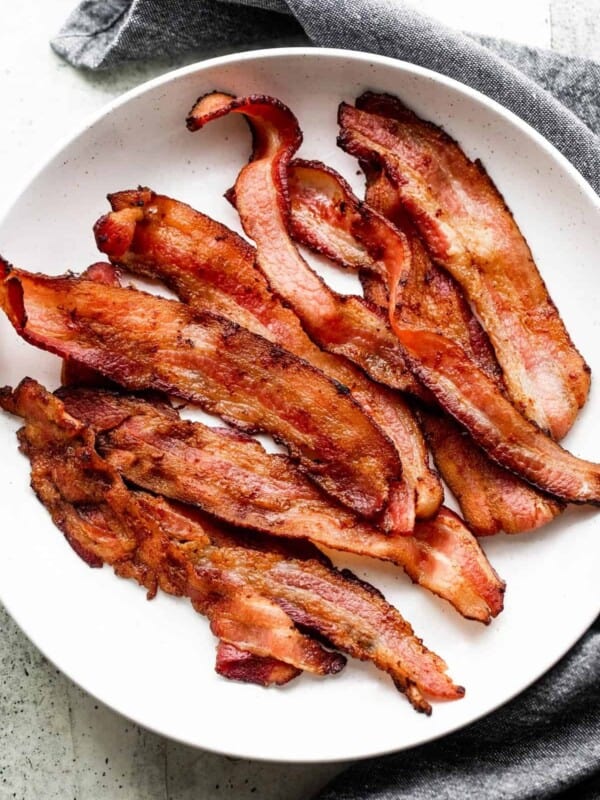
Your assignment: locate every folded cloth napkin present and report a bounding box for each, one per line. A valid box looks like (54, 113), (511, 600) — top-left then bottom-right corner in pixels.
(52, 2), (600, 798)
(52, 0), (600, 192)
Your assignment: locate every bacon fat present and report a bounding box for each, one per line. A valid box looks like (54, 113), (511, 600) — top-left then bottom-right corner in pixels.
(337, 93), (590, 441)
(58, 387), (505, 622)
(0, 379), (465, 711)
(0, 258), (404, 521)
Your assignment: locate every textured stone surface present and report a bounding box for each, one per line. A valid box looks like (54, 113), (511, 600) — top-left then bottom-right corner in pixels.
(0, 607), (77, 799)
(551, 0), (600, 60)
(166, 745), (343, 799)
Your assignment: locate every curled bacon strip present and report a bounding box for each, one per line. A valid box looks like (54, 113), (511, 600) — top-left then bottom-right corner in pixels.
(1, 379), (465, 712)
(338, 93), (590, 440)
(287, 160), (563, 535)
(186, 93), (421, 397)
(0, 258), (404, 521)
(185, 94), (446, 523)
(59, 388), (504, 622)
(95, 187), (445, 527)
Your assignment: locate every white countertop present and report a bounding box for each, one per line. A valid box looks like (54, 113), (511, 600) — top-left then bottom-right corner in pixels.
(0, 1), (598, 798)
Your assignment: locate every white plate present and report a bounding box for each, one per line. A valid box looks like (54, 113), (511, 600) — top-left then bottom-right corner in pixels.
(0, 48), (599, 763)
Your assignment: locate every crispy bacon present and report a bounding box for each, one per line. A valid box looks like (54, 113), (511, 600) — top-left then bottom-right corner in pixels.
(338, 94), (591, 440)
(186, 92), (423, 398)
(58, 388), (504, 622)
(395, 328), (600, 504)
(365, 170), (564, 534)
(0, 377), (343, 676)
(1, 379), (465, 711)
(285, 160), (412, 322)
(95, 188), (444, 526)
(146, 498), (464, 711)
(191, 536), (463, 712)
(420, 412), (563, 536)
(289, 160), (503, 385)
(0, 258), (405, 521)
(288, 161), (563, 535)
(60, 262), (122, 390)
(183, 94), (586, 517)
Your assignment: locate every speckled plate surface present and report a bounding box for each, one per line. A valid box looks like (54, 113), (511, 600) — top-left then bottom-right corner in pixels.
(0, 48), (599, 762)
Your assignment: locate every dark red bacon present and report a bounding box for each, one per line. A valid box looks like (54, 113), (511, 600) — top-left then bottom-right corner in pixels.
(95, 188), (444, 527)
(0, 377), (343, 676)
(215, 642), (301, 686)
(0, 379), (465, 712)
(338, 93), (590, 440)
(59, 388), (505, 622)
(0, 257), (404, 521)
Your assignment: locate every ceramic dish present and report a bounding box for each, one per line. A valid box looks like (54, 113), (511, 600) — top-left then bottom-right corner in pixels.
(0, 47), (599, 762)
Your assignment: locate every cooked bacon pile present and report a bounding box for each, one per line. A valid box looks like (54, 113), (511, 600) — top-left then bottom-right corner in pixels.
(0, 88), (597, 712)
(185, 91), (597, 513)
(0, 378), (464, 712)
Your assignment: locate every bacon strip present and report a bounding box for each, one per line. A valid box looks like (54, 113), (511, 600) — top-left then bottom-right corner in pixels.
(58, 388), (504, 622)
(182, 514), (465, 710)
(190, 532), (463, 712)
(0, 377), (342, 677)
(186, 93), (422, 399)
(363, 171), (563, 534)
(0, 258), (404, 521)
(420, 412), (563, 536)
(60, 262), (122, 390)
(95, 187), (444, 526)
(1, 379), (465, 711)
(395, 329), (600, 505)
(183, 94), (583, 520)
(287, 161), (563, 535)
(338, 94), (591, 440)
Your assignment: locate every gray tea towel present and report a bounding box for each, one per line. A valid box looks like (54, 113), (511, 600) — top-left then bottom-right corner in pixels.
(51, 2), (600, 798)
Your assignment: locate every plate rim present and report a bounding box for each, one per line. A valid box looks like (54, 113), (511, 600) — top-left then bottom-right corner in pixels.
(2, 46), (598, 224)
(1, 45), (599, 763)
